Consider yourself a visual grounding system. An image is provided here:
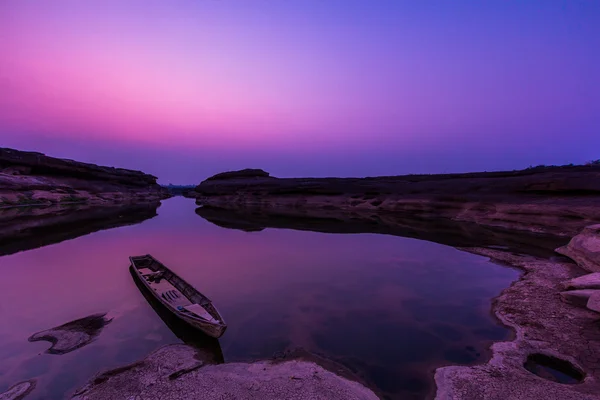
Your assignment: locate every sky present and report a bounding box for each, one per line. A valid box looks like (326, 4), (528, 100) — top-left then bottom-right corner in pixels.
(1, 0), (599, 184)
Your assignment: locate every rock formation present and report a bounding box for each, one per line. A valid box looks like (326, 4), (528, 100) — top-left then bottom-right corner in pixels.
(28, 313), (113, 355)
(556, 224), (600, 313)
(557, 224), (600, 273)
(0, 147), (169, 207)
(0, 380), (36, 400)
(194, 165), (600, 239)
(72, 344), (379, 400)
(563, 272), (600, 290)
(192, 168), (600, 399)
(435, 248), (600, 400)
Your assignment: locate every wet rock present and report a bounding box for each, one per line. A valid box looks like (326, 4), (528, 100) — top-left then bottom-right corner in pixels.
(0, 380), (36, 400)
(557, 224), (600, 273)
(587, 292), (600, 313)
(559, 289), (598, 308)
(72, 344), (378, 400)
(28, 313), (112, 355)
(563, 272), (600, 290)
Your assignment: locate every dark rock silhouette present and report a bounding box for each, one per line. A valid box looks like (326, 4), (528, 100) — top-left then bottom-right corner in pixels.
(204, 169), (270, 181)
(0, 147), (169, 207)
(194, 164), (600, 239)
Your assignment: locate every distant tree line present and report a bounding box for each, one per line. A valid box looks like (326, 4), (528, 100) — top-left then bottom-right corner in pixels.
(163, 184), (196, 196)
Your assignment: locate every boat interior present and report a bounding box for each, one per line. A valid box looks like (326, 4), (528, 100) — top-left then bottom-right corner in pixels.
(132, 256), (219, 323)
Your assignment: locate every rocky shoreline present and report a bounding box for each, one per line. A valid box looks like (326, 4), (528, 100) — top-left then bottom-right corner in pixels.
(4, 164), (600, 399)
(193, 166), (600, 238)
(193, 167), (600, 398)
(61, 223), (600, 400)
(435, 240), (600, 399)
(71, 345), (379, 400)
(0, 147), (169, 207)
(0, 147), (167, 256)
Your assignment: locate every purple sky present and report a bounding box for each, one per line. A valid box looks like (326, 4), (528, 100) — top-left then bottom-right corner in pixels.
(1, 0), (599, 184)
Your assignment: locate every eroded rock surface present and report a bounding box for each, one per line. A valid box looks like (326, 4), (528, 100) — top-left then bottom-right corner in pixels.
(559, 289), (598, 308)
(72, 344), (378, 400)
(435, 249), (600, 400)
(194, 165), (600, 238)
(564, 272), (600, 290)
(587, 292), (600, 313)
(0, 380), (36, 400)
(557, 225), (600, 273)
(0, 147), (169, 207)
(28, 313), (113, 355)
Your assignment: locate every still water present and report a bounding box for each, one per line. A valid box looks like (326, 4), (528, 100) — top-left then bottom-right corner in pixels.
(0, 197), (519, 399)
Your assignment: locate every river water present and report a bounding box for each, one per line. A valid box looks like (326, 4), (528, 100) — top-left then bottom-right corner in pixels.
(0, 197), (519, 399)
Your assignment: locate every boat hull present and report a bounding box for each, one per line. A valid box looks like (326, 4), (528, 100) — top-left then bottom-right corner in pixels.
(129, 262), (227, 339)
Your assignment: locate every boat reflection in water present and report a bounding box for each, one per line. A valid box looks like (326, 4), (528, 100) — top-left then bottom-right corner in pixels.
(129, 267), (224, 365)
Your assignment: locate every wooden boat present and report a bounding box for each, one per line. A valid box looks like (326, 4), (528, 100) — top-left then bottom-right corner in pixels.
(129, 267), (224, 364)
(129, 254), (227, 338)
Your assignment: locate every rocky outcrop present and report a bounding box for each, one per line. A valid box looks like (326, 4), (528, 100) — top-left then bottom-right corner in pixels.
(435, 249), (600, 400)
(563, 272), (600, 290)
(557, 224), (600, 272)
(204, 168), (270, 181)
(72, 344), (379, 400)
(28, 313), (113, 355)
(0, 202), (160, 256)
(559, 289), (598, 308)
(0, 147), (169, 207)
(556, 225), (600, 313)
(0, 380), (36, 400)
(195, 165), (600, 238)
(588, 292), (600, 313)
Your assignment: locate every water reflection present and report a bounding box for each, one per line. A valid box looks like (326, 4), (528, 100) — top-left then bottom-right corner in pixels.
(0, 202), (160, 256)
(195, 205), (566, 258)
(0, 197), (519, 400)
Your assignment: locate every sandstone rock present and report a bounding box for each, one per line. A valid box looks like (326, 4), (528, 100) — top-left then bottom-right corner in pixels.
(587, 291), (600, 313)
(556, 225), (600, 272)
(0, 148), (156, 186)
(0, 380), (36, 400)
(73, 344), (378, 400)
(563, 272), (600, 290)
(28, 313), (112, 355)
(559, 289), (598, 307)
(435, 249), (600, 400)
(0, 147), (170, 207)
(194, 165), (600, 238)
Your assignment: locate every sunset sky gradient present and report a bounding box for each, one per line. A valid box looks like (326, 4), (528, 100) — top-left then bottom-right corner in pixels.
(1, 0), (599, 183)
